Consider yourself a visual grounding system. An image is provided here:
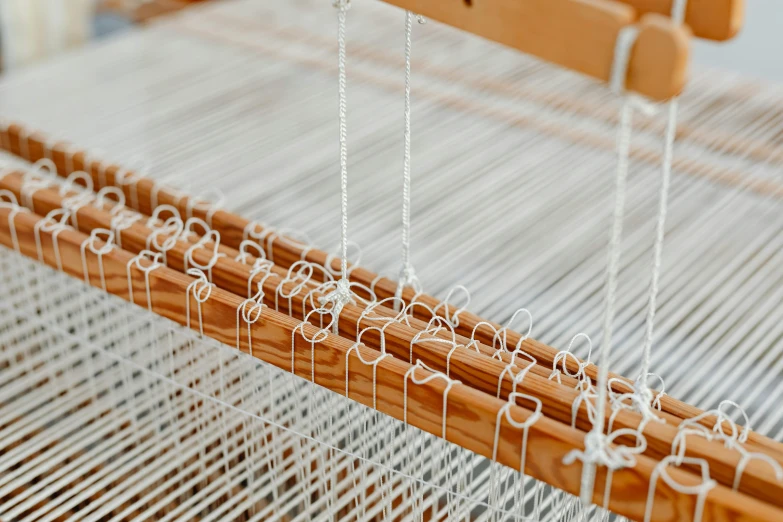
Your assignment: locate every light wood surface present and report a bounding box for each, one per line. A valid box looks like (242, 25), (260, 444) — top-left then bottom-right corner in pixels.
(377, 0), (690, 100)
(4, 170), (783, 508)
(4, 123), (780, 465)
(616, 0), (744, 40)
(2, 207), (783, 522)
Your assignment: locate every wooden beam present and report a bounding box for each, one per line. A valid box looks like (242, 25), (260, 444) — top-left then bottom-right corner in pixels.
(377, 0), (690, 100)
(2, 206), (782, 521)
(5, 123), (780, 466)
(5, 169), (783, 508)
(616, 0), (744, 41)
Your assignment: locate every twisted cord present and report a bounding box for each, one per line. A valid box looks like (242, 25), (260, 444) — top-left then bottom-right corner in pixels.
(638, 0), (687, 389)
(401, 10), (413, 279)
(336, 0), (349, 283)
(639, 99), (678, 382)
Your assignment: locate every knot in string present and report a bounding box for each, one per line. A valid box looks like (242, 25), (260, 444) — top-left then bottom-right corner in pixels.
(85, 228), (115, 257)
(564, 428), (645, 471)
(319, 278), (356, 327)
(548, 333), (592, 385)
(394, 263), (422, 306)
(332, 0), (350, 9)
(186, 268), (215, 304)
(634, 372), (666, 411)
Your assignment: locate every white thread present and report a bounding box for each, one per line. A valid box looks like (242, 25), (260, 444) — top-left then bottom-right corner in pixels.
(490, 392), (542, 517)
(146, 204), (181, 228)
(245, 259), (275, 299)
(95, 186), (126, 215)
(644, 456), (716, 522)
(549, 333), (593, 384)
(21, 159), (56, 210)
(395, 10), (421, 307)
(496, 349), (536, 398)
(671, 0), (688, 23)
(59, 170), (93, 196)
(291, 309), (332, 379)
(114, 167), (141, 212)
(636, 0), (688, 416)
(318, 278), (361, 334)
(335, 0), (350, 284)
(34, 208), (70, 273)
(494, 308), (533, 353)
(575, 25), (642, 506)
(0, 190), (29, 254)
(147, 216), (185, 266)
(126, 250), (163, 315)
(434, 285), (471, 328)
(403, 360), (459, 439)
(184, 229), (226, 281)
(80, 228), (115, 292)
(185, 267), (215, 337)
(638, 99), (679, 389)
(345, 327), (393, 410)
(564, 428), (647, 510)
(236, 287), (264, 358)
(110, 209), (142, 249)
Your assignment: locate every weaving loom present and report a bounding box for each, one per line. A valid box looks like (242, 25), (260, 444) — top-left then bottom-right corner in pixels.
(1, 0), (782, 520)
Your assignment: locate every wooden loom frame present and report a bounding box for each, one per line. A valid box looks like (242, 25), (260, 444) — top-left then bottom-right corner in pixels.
(2, 167), (783, 510)
(4, 125), (782, 459)
(0, 0), (764, 517)
(2, 188), (782, 521)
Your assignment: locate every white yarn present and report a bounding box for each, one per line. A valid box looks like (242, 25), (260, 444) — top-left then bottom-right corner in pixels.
(184, 267), (215, 337)
(644, 456), (716, 522)
(638, 100), (678, 390)
(637, 0), (688, 406)
(0, 190), (29, 254)
(126, 250), (164, 316)
(573, 24), (641, 506)
(395, 10), (422, 305)
(336, 0), (350, 283)
(80, 228), (115, 293)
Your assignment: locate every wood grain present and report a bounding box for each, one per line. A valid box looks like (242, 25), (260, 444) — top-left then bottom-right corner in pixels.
(5, 123), (781, 468)
(376, 0), (690, 100)
(4, 171), (783, 508)
(1, 208), (782, 521)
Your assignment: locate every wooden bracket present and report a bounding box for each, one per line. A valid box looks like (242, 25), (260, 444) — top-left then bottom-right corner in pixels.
(379, 0), (690, 100)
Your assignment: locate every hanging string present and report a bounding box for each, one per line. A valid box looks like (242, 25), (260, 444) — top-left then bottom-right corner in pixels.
(396, 10), (424, 305)
(637, 0), (688, 395)
(570, 25), (649, 506)
(638, 99), (678, 386)
(336, 0), (350, 284)
(319, 0), (359, 329)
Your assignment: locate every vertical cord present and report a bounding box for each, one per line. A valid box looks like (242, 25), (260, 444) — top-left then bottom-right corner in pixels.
(581, 101), (634, 504)
(639, 99), (678, 382)
(337, 0), (349, 283)
(401, 10), (413, 280)
(638, 0), (686, 386)
(594, 102), (634, 426)
(576, 25), (641, 505)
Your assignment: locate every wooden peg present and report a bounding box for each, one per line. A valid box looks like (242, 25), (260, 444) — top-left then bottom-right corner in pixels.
(378, 0), (690, 100)
(617, 0), (744, 41)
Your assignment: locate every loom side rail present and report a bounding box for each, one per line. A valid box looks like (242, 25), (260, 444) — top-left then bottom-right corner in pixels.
(2, 205), (783, 521)
(378, 0), (691, 100)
